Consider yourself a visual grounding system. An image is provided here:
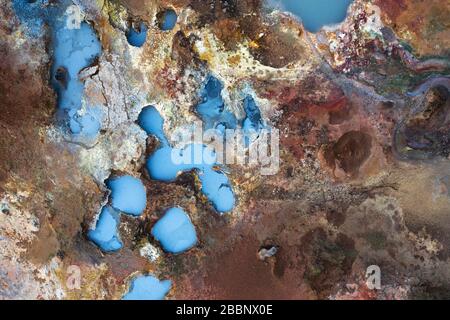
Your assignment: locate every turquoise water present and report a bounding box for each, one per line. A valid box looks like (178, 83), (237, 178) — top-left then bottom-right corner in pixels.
(107, 175), (147, 216)
(159, 9), (178, 31)
(196, 76), (237, 131)
(126, 22), (148, 47)
(89, 175), (147, 252)
(243, 96), (263, 134)
(242, 95), (265, 145)
(51, 15), (102, 137)
(272, 0), (353, 32)
(196, 77), (264, 146)
(138, 106), (169, 146)
(52, 22), (102, 111)
(122, 275), (172, 300)
(146, 146), (183, 182)
(67, 106), (102, 136)
(87, 206), (122, 252)
(139, 107), (236, 213)
(152, 207), (197, 254)
(13, 0), (103, 137)
(145, 144), (235, 212)
(147, 144), (215, 181)
(199, 168), (235, 213)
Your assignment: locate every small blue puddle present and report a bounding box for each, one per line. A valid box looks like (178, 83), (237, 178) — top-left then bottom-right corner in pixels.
(243, 96), (263, 134)
(139, 106), (236, 213)
(52, 22), (101, 111)
(242, 95), (265, 145)
(199, 168), (235, 213)
(146, 144), (236, 213)
(122, 275), (172, 300)
(159, 9), (178, 31)
(196, 76), (265, 145)
(89, 175), (147, 252)
(152, 207), (197, 254)
(107, 175), (147, 216)
(147, 144), (215, 181)
(196, 76), (237, 131)
(138, 105), (169, 146)
(272, 0), (353, 32)
(87, 206), (122, 252)
(52, 19), (102, 137)
(13, 0), (103, 138)
(126, 22), (148, 47)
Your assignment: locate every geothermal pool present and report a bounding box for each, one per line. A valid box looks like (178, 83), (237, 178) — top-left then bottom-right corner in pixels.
(159, 9), (178, 31)
(88, 175), (147, 252)
(126, 22), (148, 47)
(88, 206), (122, 252)
(139, 105), (236, 213)
(196, 76), (238, 131)
(107, 175), (147, 217)
(13, 0), (103, 137)
(271, 0), (353, 32)
(152, 207), (197, 254)
(122, 275), (172, 300)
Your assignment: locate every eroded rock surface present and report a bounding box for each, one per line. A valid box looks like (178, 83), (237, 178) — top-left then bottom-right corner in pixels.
(1, 0), (449, 300)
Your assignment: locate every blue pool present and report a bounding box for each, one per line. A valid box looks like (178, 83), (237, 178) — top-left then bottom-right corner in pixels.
(13, 0), (103, 138)
(243, 96), (263, 134)
(145, 144), (235, 213)
(88, 206), (122, 252)
(152, 207), (197, 254)
(52, 19), (102, 137)
(199, 168), (235, 213)
(107, 175), (147, 216)
(126, 22), (148, 47)
(139, 106), (236, 213)
(196, 76), (237, 131)
(138, 106), (169, 146)
(271, 0), (353, 32)
(122, 275), (172, 300)
(196, 77), (264, 145)
(159, 9), (178, 31)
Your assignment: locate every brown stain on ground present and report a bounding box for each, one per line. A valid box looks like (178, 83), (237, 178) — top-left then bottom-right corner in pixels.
(331, 130), (373, 175)
(201, 233), (307, 299)
(175, 224), (315, 299)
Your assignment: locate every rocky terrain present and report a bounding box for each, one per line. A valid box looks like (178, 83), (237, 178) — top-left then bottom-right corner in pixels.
(0, 0), (449, 299)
